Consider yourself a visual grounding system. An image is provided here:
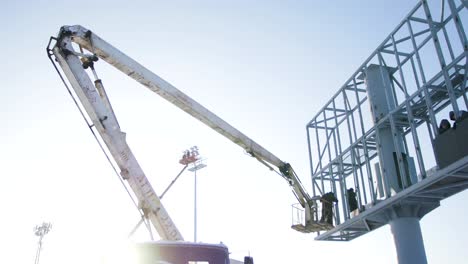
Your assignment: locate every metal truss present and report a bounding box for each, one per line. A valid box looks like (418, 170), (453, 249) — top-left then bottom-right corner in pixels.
(316, 156), (468, 241)
(306, 0), (468, 241)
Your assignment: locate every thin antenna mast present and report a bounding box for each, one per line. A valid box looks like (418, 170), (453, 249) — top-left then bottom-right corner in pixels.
(34, 222), (52, 264)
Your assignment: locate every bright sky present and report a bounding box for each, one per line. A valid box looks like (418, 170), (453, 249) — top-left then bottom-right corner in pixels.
(1, 0), (467, 263)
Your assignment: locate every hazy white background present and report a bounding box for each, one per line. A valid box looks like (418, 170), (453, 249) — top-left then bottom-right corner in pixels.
(1, 0), (467, 263)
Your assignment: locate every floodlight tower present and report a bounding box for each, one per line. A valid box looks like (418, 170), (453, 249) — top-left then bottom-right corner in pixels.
(34, 222), (52, 264)
(306, 0), (468, 263)
(180, 146), (207, 242)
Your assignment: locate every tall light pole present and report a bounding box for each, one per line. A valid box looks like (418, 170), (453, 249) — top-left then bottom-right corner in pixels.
(34, 222), (52, 264)
(184, 146), (206, 242)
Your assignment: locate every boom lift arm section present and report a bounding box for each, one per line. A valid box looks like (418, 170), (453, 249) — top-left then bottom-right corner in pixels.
(52, 25), (319, 233)
(52, 27), (183, 241)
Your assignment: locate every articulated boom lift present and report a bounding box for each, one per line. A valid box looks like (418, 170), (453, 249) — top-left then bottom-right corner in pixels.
(48, 24), (325, 257)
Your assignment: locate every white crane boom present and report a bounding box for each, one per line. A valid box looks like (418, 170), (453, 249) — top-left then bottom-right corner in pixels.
(52, 26), (183, 241)
(51, 25), (317, 239)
